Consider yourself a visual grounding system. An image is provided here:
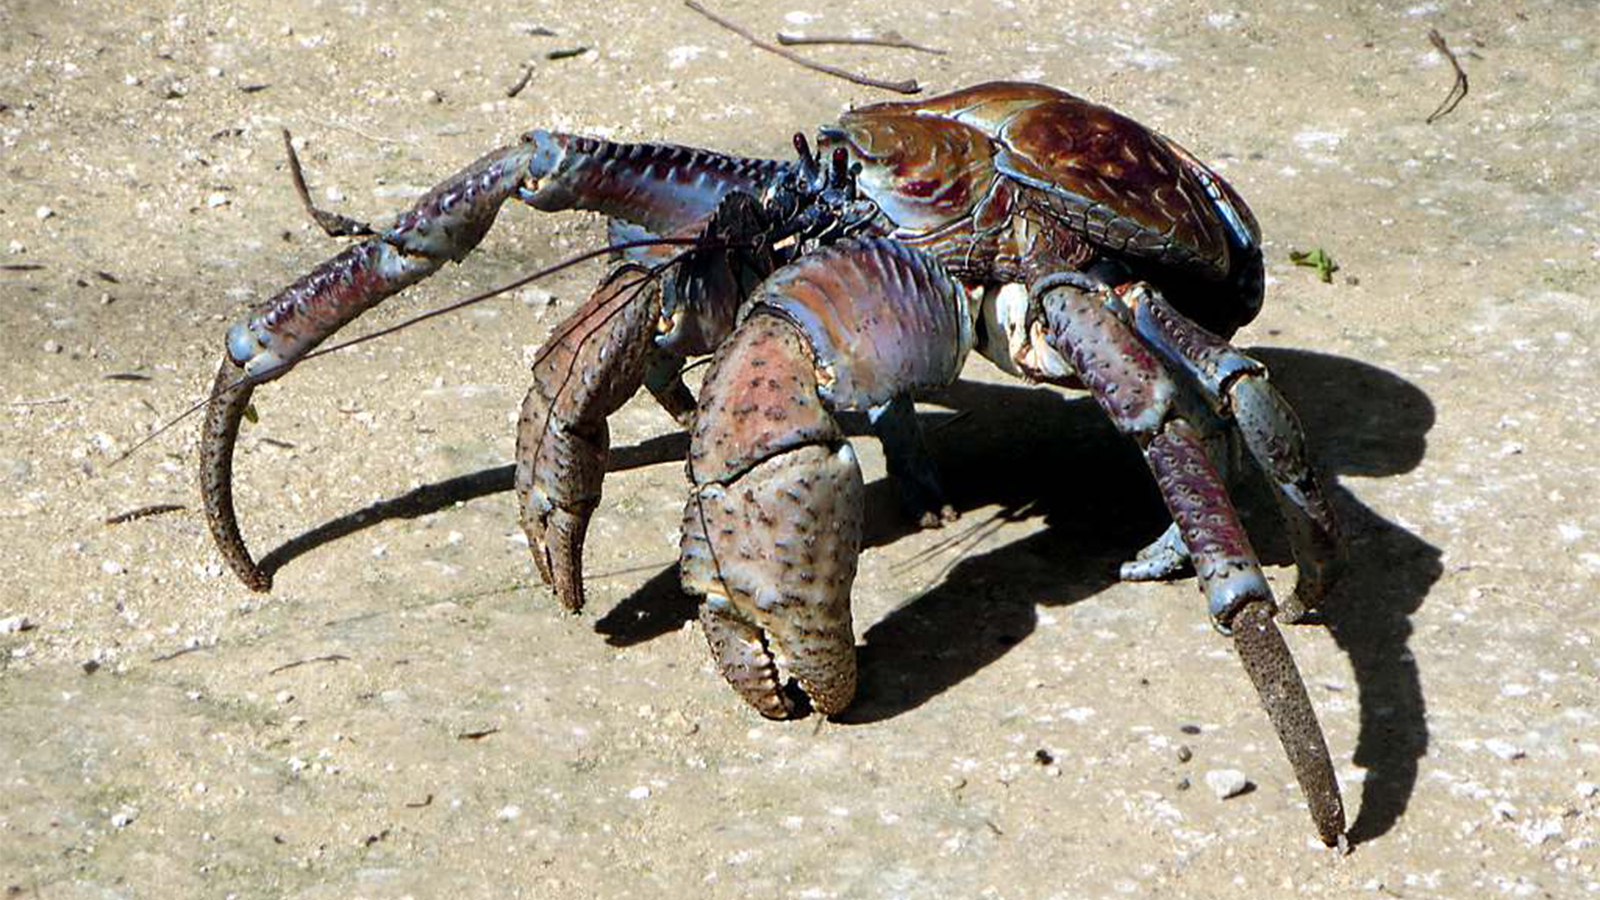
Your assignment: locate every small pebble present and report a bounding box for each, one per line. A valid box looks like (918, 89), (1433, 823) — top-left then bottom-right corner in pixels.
(276, 690), (294, 704)
(627, 786), (651, 800)
(497, 804), (522, 821)
(421, 88), (442, 104)
(7, 240), (25, 254)
(206, 192), (229, 208)
(0, 615), (31, 633)
(519, 287), (557, 308)
(101, 560), (124, 575)
(1484, 738), (1526, 761)
(35, 206), (54, 221)
(110, 809), (137, 829)
(324, 186), (346, 203)
(1176, 744), (1193, 763)
(1176, 777), (1191, 792)
(1204, 768), (1251, 800)
(124, 73), (141, 86)
(43, 340), (63, 354)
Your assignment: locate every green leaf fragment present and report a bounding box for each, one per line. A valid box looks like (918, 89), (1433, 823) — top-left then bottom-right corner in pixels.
(1289, 248), (1339, 284)
(242, 403), (258, 425)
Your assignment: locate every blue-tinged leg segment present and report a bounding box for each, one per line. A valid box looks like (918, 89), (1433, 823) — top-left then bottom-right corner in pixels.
(868, 395), (956, 527)
(1119, 520), (1190, 581)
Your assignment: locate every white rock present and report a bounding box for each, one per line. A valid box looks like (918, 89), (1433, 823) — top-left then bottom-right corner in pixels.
(1484, 738), (1526, 761)
(0, 615), (30, 633)
(206, 192), (229, 208)
(1205, 768), (1251, 800)
(35, 206), (54, 220)
(497, 804), (522, 821)
(101, 560), (124, 575)
(628, 785), (651, 800)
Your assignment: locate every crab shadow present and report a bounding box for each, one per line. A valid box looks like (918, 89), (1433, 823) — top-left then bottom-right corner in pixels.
(257, 348), (1435, 848)
(834, 348), (1438, 850)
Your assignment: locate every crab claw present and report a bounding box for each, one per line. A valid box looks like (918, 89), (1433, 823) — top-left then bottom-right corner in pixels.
(678, 237), (970, 717)
(516, 266), (668, 612)
(679, 316), (863, 717)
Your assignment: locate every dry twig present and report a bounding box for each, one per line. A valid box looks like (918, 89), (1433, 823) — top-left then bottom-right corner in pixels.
(281, 128), (377, 238)
(505, 63), (535, 98)
(775, 30), (946, 56)
(684, 1), (921, 94)
(267, 653), (352, 675)
(104, 503), (186, 525)
(1425, 28), (1469, 124)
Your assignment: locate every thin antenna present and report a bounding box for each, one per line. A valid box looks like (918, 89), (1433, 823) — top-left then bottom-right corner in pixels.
(108, 235), (734, 468)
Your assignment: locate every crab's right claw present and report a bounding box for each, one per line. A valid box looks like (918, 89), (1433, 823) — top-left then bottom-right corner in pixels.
(516, 267), (668, 612)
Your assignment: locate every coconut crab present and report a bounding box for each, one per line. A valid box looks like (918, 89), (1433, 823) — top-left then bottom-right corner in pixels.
(201, 82), (1346, 845)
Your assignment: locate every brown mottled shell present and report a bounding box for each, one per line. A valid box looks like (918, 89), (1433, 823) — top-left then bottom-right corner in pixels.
(828, 81), (1259, 284)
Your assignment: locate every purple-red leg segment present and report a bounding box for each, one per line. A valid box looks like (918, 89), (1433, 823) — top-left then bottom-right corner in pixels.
(1032, 276), (1345, 846)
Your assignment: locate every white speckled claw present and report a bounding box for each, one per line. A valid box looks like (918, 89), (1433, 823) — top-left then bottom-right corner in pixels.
(678, 317), (864, 717)
(678, 239), (968, 716)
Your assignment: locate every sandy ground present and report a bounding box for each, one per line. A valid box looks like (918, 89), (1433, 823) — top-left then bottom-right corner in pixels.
(3, 0), (1599, 897)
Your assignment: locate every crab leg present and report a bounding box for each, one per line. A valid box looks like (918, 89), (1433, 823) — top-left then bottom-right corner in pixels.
(680, 238), (971, 717)
(1031, 276), (1345, 846)
(1129, 287), (1344, 622)
(514, 266), (665, 612)
(202, 142), (537, 590)
(516, 192), (780, 611)
(201, 131), (785, 591)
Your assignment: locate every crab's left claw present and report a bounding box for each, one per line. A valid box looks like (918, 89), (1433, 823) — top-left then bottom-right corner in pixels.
(678, 316), (864, 717)
(679, 237), (972, 717)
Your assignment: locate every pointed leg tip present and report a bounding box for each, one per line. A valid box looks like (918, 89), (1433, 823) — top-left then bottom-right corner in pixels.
(916, 503), (959, 529)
